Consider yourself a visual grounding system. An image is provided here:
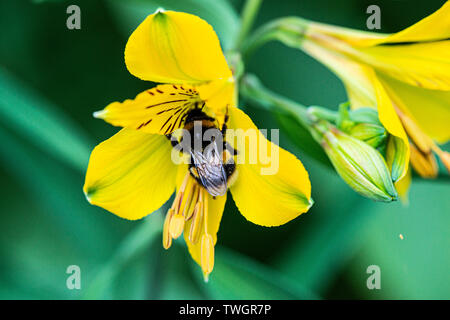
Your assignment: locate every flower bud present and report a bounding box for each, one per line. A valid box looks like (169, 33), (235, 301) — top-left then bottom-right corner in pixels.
(385, 136), (409, 182)
(336, 104), (381, 129)
(335, 105), (388, 149)
(348, 123), (387, 148)
(345, 108), (380, 125)
(319, 123), (398, 202)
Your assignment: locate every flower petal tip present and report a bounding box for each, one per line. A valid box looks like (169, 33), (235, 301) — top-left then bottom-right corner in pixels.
(83, 184), (98, 204)
(154, 7), (166, 14)
(93, 110), (107, 119)
(83, 188), (92, 204)
(379, 190), (398, 203)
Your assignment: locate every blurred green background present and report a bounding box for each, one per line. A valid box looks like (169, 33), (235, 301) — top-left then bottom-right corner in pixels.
(0, 0), (449, 300)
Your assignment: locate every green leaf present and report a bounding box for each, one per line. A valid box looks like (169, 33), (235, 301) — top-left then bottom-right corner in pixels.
(352, 181), (450, 299)
(82, 213), (163, 299)
(0, 126), (121, 299)
(273, 163), (365, 293)
(194, 247), (319, 299)
(157, 243), (207, 300)
(0, 126), (112, 253)
(106, 0), (239, 50)
(0, 67), (92, 172)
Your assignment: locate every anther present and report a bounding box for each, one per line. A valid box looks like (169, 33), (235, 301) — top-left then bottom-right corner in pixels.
(432, 145), (450, 173)
(163, 208), (174, 249)
(200, 233), (214, 282)
(178, 178), (194, 216)
(440, 151), (450, 173)
(203, 190), (209, 234)
(185, 186), (199, 221)
(169, 214), (185, 239)
(397, 110), (433, 153)
(410, 143), (438, 178)
(188, 202), (203, 244)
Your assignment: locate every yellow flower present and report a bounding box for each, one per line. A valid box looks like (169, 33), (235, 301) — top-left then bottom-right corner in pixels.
(83, 10), (312, 279)
(295, 2), (450, 196)
(96, 9), (234, 131)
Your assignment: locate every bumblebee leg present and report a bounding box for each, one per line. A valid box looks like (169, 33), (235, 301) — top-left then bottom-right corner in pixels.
(166, 134), (183, 152)
(224, 141), (238, 156)
(221, 105), (229, 135)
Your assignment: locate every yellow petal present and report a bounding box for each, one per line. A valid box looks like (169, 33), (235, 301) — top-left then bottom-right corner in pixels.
(226, 107), (312, 227)
(125, 10), (232, 84)
(395, 167), (412, 204)
(354, 40), (450, 90)
(84, 129), (177, 220)
(307, 21), (387, 47)
(95, 85), (210, 135)
(361, 2), (450, 46)
(197, 78), (235, 127)
(307, 6), (450, 91)
(368, 70), (410, 181)
(378, 74), (450, 143)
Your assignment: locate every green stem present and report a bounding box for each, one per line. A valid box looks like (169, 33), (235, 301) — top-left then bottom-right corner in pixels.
(241, 17), (310, 59)
(240, 74), (313, 129)
(308, 106), (338, 122)
(234, 0), (263, 51)
(239, 74), (343, 145)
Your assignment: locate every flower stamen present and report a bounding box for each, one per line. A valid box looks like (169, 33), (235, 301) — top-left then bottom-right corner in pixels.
(199, 189), (214, 281)
(169, 214), (185, 239)
(185, 186), (199, 221)
(432, 144), (450, 173)
(410, 143), (438, 178)
(163, 172), (212, 247)
(203, 190), (209, 235)
(201, 233), (214, 282)
(163, 208), (174, 249)
(179, 178), (195, 217)
(188, 202), (203, 244)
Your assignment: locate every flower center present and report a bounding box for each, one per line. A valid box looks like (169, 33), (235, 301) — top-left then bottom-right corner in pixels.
(162, 171), (214, 279)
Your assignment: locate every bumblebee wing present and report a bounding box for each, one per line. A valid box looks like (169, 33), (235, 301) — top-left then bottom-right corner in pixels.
(190, 141), (227, 196)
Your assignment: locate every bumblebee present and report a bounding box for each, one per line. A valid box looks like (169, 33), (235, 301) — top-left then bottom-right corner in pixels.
(167, 106), (237, 197)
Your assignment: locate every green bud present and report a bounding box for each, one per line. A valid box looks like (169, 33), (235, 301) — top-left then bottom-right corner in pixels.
(347, 108), (381, 125)
(348, 123), (387, 148)
(335, 104), (388, 149)
(337, 104), (382, 129)
(386, 135), (408, 182)
(320, 124), (398, 202)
